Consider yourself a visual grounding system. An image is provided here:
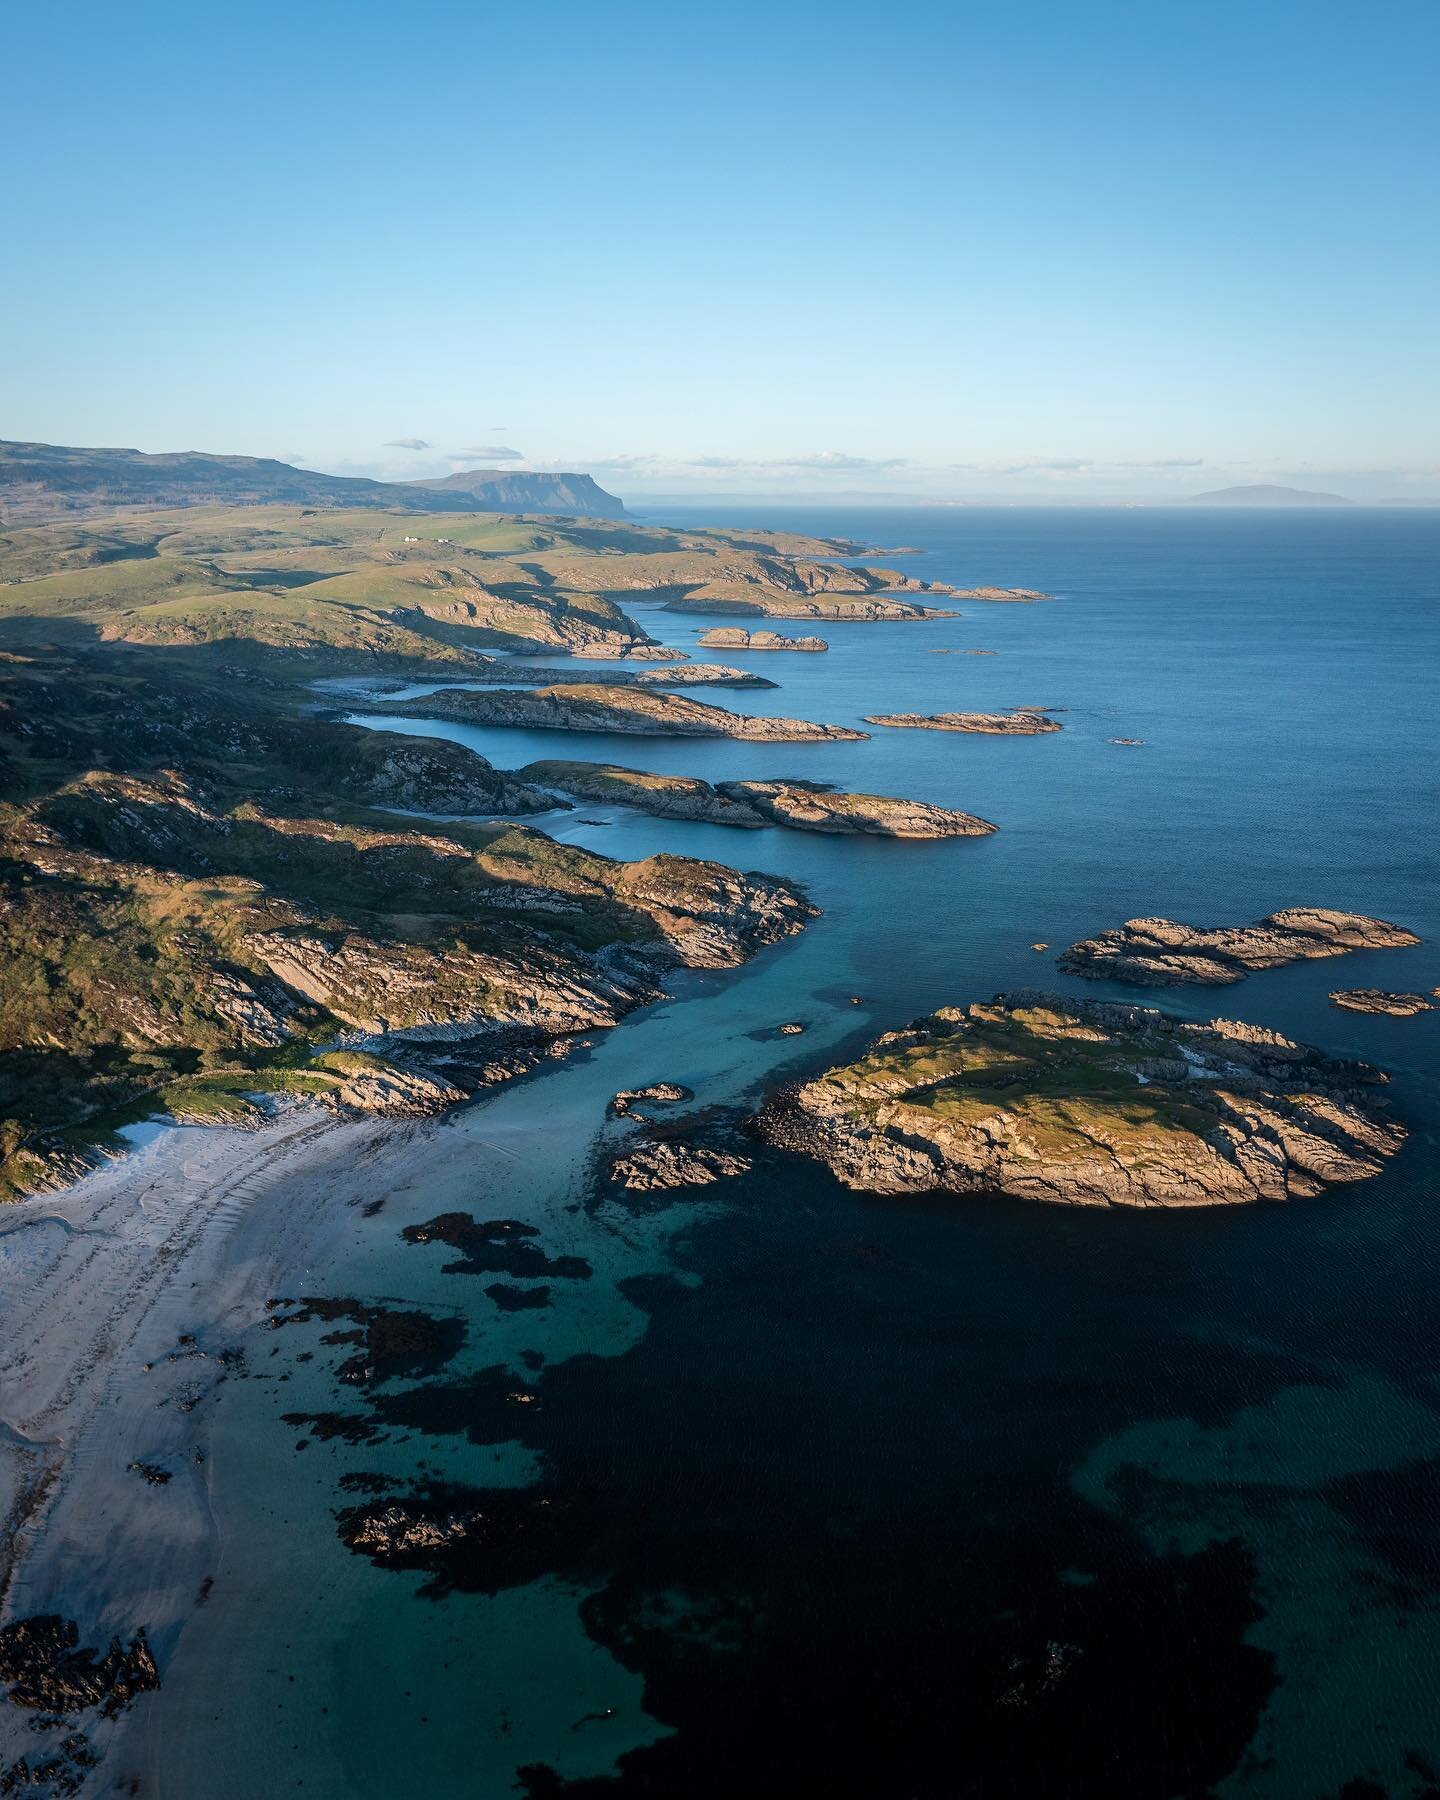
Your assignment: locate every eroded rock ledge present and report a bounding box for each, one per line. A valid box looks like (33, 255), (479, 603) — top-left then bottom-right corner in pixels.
(756, 992), (1406, 1207)
(517, 762), (995, 838)
(1060, 909), (1420, 987)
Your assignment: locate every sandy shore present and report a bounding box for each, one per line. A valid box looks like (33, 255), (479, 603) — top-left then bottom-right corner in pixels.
(0, 1105), (410, 1778)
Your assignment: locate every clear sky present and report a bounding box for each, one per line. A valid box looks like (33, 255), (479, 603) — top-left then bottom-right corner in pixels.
(5, 0), (1438, 500)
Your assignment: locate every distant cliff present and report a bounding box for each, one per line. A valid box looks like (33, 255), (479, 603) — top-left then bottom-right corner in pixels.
(0, 440), (626, 522)
(406, 468), (626, 518)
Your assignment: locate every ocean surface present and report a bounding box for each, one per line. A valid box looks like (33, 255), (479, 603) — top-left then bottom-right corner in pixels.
(139, 508), (1440, 1794)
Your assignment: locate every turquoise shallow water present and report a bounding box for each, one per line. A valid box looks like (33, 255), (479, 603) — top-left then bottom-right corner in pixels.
(141, 507), (1439, 1797)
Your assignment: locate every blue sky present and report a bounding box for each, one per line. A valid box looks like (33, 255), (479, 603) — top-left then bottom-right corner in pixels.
(5, 0), (1437, 499)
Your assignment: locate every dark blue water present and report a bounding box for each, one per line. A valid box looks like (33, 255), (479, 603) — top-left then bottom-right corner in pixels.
(148, 509), (1440, 1797)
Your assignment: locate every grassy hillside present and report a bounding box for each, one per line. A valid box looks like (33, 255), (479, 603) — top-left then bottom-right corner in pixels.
(0, 505), (948, 674)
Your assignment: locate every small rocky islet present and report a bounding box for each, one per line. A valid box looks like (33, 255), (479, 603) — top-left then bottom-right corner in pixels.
(864, 709), (1063, 735)
(1329, 988), (1434, 1017)
(756, 992), (1406, 1207)
(697, 627), (829, 652)
(1060, 908), (1420, 987)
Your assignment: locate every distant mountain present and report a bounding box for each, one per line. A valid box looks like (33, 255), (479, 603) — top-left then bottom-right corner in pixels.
(405, 468), (626, 518)
(1187, 483), (1354, 507)
(0, 440), (626, 523)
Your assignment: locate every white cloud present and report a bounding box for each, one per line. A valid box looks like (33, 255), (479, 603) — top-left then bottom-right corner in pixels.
(383, 436), (431, 450)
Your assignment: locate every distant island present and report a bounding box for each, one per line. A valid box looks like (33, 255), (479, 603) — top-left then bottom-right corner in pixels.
(0, 439), (627, 522)
(1187, 483), (1354, 507)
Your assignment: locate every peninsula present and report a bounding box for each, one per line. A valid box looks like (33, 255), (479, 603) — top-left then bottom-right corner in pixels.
(518, 763), (996, 837)
(364, 683), (867, 741)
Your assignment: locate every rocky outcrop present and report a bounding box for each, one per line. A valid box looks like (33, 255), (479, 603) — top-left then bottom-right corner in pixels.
(864, 710), (1061, 735)
(431, 660), (773, 690)
(0, 1615), (159, 1718)
(666, 594), (956, 622)
(610, 1082), (693, 1118)
(698, 628), (829, 652)
(949, 587), (1050, 602)
(608, 1107), (754, 1191)
(1060, 909), (1421, 987)
(610, 1138), (753, 1191)
(345, 731), (558, 815)
(569, 643), (688, 661)
(372, 683), (866, 741)
(1329, 989), (1434, 1016)
(757, 992), (1407, 1207)
(718, 779), (995, 838)
(517, 761), (768, 827)
(516, 762), (994, 838)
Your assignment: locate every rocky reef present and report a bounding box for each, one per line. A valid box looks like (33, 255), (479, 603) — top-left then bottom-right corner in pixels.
(697, 628), (829, 652)
(864, 709), (1062, 735)
(370, 683), (866, 741)
(1060, 909), (1421, 987)
(757, 992), (1406, 1206)
(0, 1615), (159, 1718)
(517, 762), (994, 837)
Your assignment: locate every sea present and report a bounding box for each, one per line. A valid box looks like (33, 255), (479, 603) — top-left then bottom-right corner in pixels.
(129, 507), (1440, 1795)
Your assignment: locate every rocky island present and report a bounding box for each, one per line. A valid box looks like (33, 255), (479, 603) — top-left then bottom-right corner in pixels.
(517, 762), (996, 837)
(1329, 989), (1434, 1016)
(1059, 908), (1421, 987)
(757, 993), (1406, 1206)
(864, 709), (1062, 735)
(365, 683), (867, 742)
(697, 628), (829, 652)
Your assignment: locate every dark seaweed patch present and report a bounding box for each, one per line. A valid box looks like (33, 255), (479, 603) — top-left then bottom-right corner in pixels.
(401, 1214), (592, 1281)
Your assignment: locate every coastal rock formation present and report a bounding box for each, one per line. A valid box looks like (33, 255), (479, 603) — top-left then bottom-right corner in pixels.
(569, 643), (688, 661)
(667, 595), (957, 622)
(610, 1082), (693, 1118)
(0, 1615), (159, 1718)
(698, 628), (829, 652)
(372, 683), (866, 741)
(337, 1483), (592, 1595)
(720, 779), (995, 838)
(1060, 909), (1421, 987)
(1329, 989), (1434, 1016)
(518, 761), (768, 827)
(610, 1138), (754, 1191)
(864, 709), (1061, 735)
(950, 587), (1050, 602)
(344, 733), (559, 816)
(517, 762), (995, 837)
(436, 660), (774, 689)
(757, 992), (1406, 1206)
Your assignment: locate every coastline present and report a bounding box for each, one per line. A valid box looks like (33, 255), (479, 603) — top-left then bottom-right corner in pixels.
(0, 1106), (396, 1774)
